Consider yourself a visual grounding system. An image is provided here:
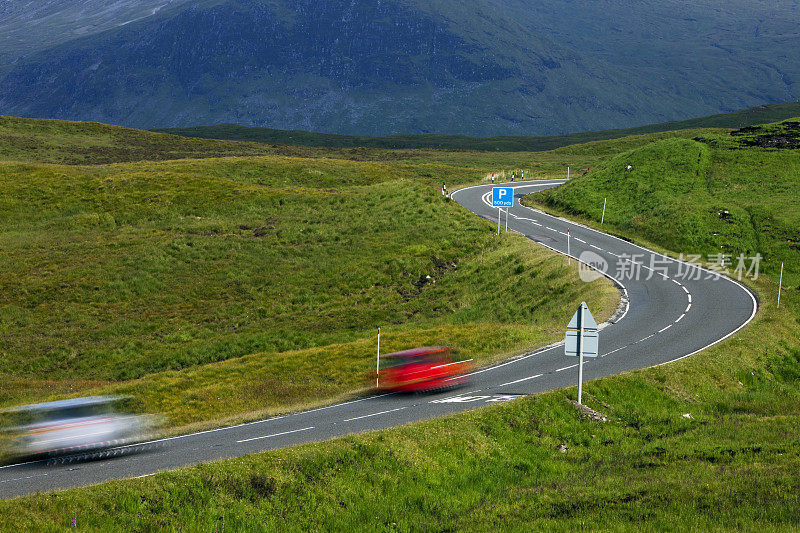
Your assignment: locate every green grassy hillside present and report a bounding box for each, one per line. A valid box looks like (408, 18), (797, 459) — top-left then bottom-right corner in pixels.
(3, 117), (800, 530)
(0, 115), (336, 165)
(154, 101), (800, 152)
(0, 113), (660, 172)
(528, 118), (800, 284)
(0, 118), (617, 430)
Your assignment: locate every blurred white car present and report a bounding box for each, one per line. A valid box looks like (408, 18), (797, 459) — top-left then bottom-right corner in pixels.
(3, 396), (155, 459)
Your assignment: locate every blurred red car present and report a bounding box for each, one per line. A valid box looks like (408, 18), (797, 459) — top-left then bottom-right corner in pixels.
(377, 346), (473, 393)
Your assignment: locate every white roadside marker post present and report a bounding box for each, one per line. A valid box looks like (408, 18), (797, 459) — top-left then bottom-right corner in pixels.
(578, 304), (585, 405)
(567, 166), (570, 179)
(778, 262), (784, 309)
(376, 326), (381, 388)
(567, 228), (571, 265)
(601, 198), (607, 225)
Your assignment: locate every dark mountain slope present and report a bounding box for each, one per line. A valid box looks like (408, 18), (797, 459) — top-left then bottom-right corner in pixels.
(0, 0), (194, 69)
(1, 0), (798, 136)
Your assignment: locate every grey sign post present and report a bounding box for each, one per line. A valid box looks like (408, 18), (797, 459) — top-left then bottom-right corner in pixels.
(565, 302), (599, 405)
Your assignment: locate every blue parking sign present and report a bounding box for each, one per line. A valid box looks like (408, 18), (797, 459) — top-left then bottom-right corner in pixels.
(492, 187), (514, 207)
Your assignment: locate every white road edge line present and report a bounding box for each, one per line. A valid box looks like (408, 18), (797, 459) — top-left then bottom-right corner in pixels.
(237, 426), (315, 444)
(343, 407), (407, 423)
(122, 415), (289, 447)
(290, 393), (393, 417)
(448, 337), (567, 381)
(431, 359), (473, 370)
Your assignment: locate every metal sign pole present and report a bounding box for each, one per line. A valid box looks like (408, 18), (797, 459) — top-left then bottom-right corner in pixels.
(505, 208), (509, 232)
(577, 303), (585, 404)
(376, 327), (381, 388)
(601, 198), (607, 224)
(778, 262), (784, 309)
(497, 208), (501, 235)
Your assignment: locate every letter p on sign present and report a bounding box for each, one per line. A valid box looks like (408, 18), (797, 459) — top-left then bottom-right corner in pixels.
(492, 187), (514, 208)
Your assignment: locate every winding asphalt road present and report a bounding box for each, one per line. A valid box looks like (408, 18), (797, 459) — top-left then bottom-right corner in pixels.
(0, 180), (757, 499)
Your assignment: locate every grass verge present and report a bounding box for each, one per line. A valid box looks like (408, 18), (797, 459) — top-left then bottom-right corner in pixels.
(0, 122), (617, 432)
(1, 278), (796, 531)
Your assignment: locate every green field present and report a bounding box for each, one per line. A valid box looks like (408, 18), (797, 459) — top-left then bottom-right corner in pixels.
(0, 117), (617, 431)
(154, 101), (800, 152)
(2, 117), (799, 530)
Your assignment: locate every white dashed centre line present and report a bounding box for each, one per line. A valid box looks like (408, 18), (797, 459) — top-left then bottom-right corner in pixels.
(0, 473), (48, 485)
(590, 244), (602, 250)
(575, 238), (586, 244)
(676, 313), (686, 323)
(499, 374), (543, 387)
(556, 364), (578, 372)
(658, 325), (672, 333)
(237, 426), (315, 444)
(342, 407), (407, 423)
(685, 303), (692, 313)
